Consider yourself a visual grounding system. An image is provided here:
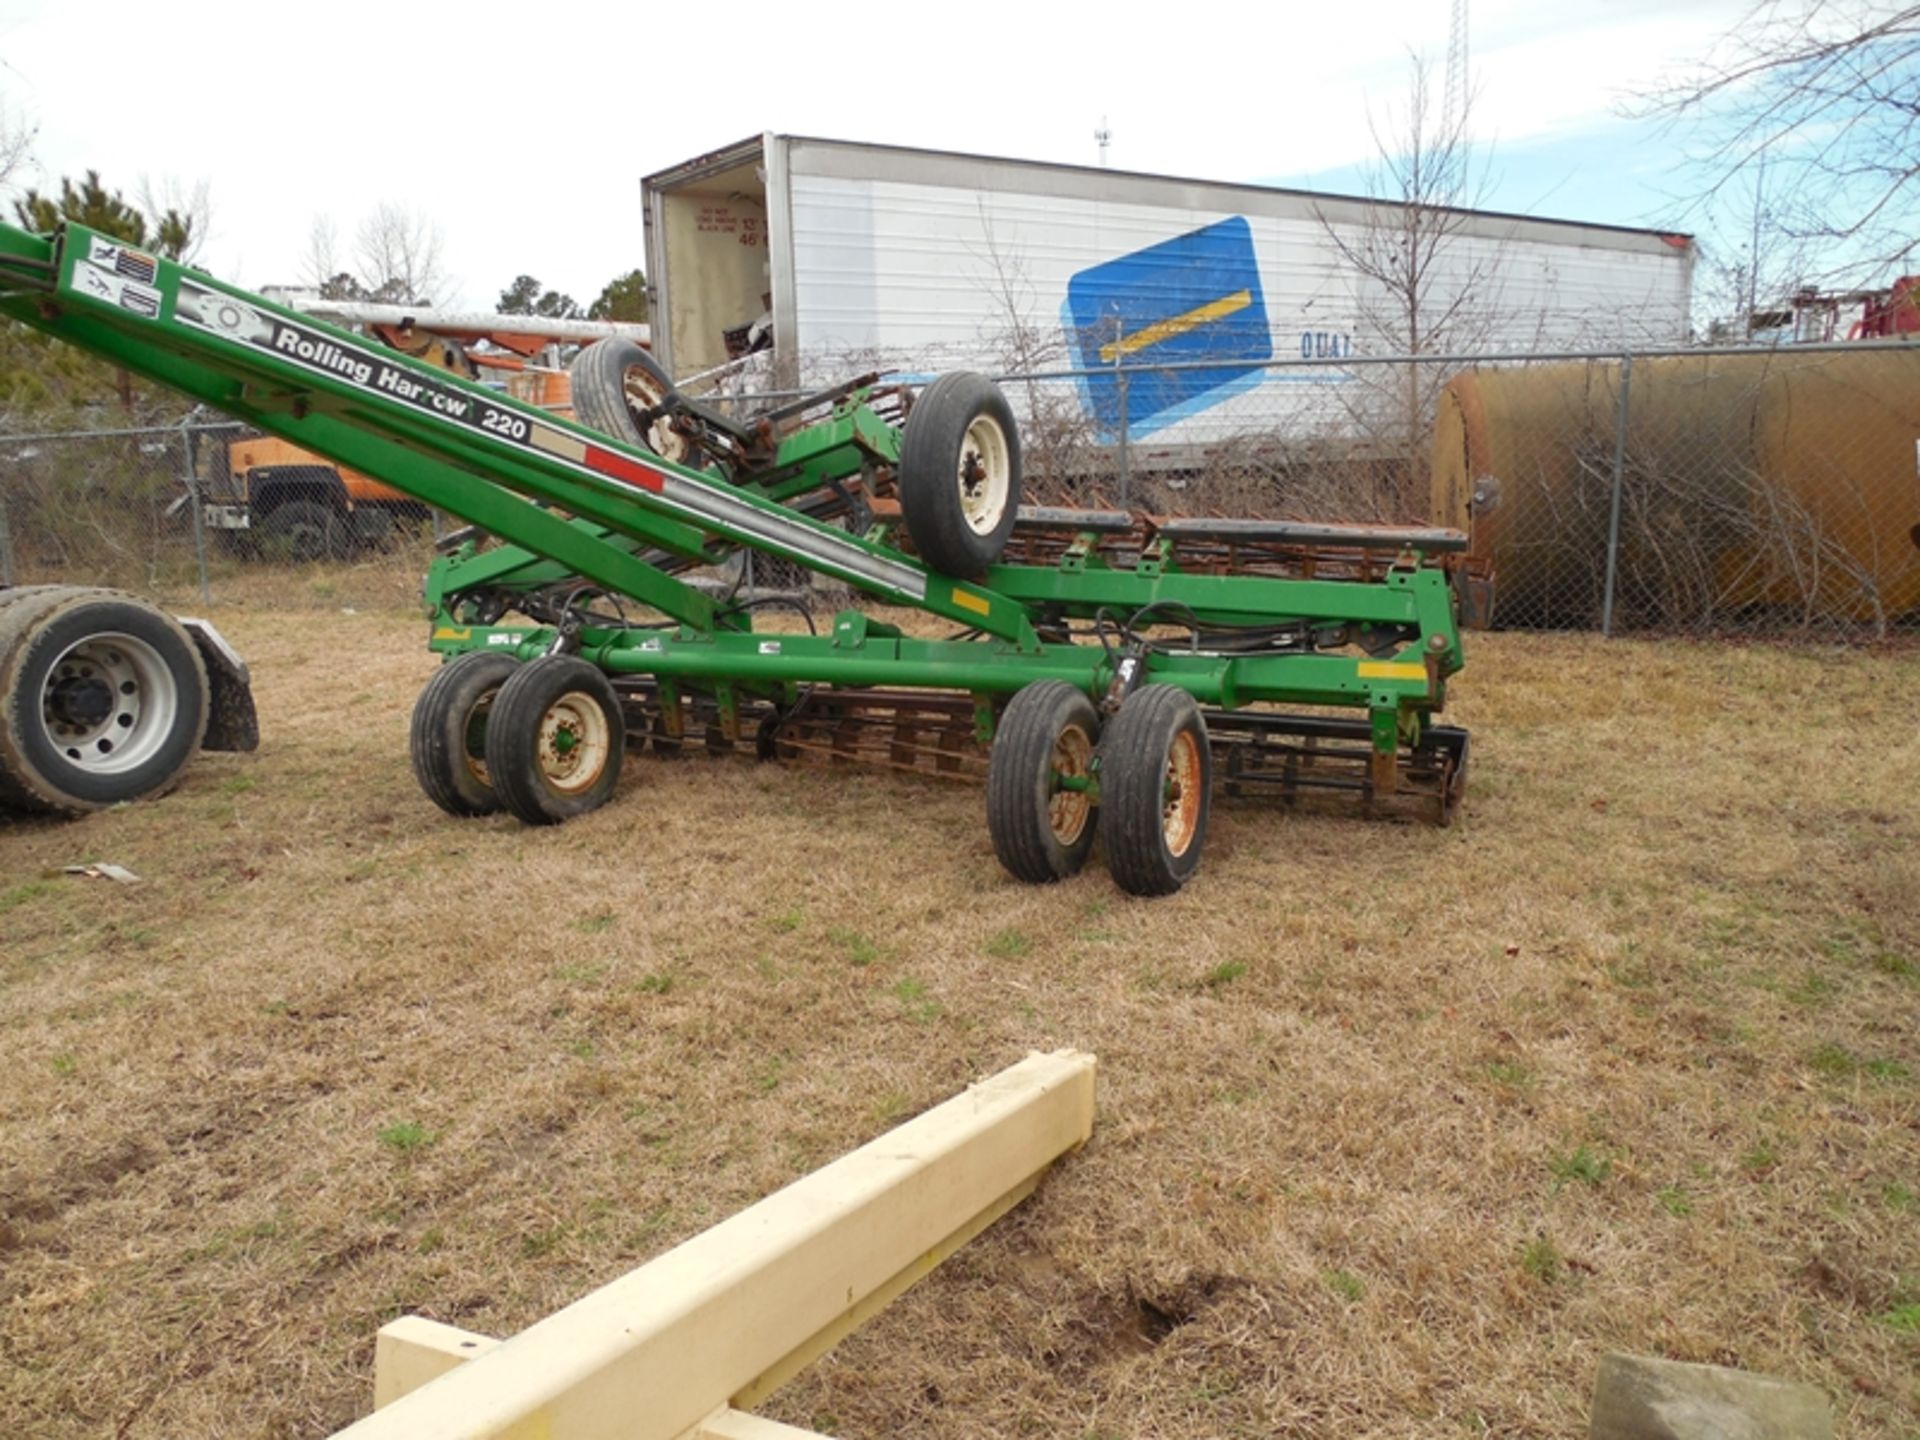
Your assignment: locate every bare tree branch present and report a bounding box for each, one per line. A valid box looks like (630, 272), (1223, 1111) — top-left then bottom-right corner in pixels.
(353, 202), (445, 306)
(1313, 54), (1499, 519)
(135, 175), (212, 265)
(1636, 2), (1920, 281)
(0, 97), (36, 193)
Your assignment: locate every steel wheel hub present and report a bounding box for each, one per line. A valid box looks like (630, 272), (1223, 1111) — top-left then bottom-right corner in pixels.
(536, 692), (611, 794)
(1162, 730), (1203, 857)
(37, 632), (180, 775)
(958, 414), (1011, 535)
(1047, 723), (1094, 845)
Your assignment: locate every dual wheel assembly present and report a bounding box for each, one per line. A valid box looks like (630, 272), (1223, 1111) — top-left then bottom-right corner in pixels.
(987, 681), (1212, 897)
(0, 585), (215, 815)
(410, 651), (624, 826)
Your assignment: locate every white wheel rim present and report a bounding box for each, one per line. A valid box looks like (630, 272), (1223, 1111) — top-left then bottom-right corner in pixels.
(537, 691), (612, 795)
(957, 414), (1011, 536)
(622, 367), (693, 464)
(37, 632), (180, 776)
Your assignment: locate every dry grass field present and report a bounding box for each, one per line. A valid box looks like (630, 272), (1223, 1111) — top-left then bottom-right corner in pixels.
(2, 601), (1916, 1439)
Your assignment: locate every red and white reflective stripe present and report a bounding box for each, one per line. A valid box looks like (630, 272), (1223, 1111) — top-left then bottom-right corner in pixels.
(583, 444), (665, 494)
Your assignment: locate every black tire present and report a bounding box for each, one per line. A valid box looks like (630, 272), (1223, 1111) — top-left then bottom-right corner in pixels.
(898, 372), (1022, 578)
(484, 655), (625, 825)
(987, 681), (1101, 884)
(409, 652), (520, 817)
(260, 499), (345, 562)
(1097, 685), (1211, 897)
(569, 338), (703, 469)
(0, 585), (77, 623)
(0, 588), (209, 815)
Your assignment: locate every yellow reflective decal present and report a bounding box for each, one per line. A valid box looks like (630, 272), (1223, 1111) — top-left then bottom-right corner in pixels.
(1357, 661), (1427, 681)
(433, 626), (472, 641)
(951, 588), (992, 616)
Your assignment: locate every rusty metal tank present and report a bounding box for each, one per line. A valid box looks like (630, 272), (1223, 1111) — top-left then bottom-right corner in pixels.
(1431, 346), (1920, 628)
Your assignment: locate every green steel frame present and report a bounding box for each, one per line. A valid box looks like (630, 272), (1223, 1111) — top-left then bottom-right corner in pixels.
(0, 220), (1465, 773)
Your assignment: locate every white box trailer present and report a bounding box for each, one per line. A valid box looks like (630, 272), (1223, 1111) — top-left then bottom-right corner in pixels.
(641, 134), (1694, 449)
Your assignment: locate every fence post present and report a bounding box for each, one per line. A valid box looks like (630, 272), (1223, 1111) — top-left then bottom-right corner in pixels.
(1600, 353), (1633, 637)
(1115, 368), (1131, 509)
(180, 419), (211, 605)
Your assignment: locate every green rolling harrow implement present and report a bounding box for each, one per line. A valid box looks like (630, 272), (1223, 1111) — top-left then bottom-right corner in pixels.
(0, 219), (1469, 894)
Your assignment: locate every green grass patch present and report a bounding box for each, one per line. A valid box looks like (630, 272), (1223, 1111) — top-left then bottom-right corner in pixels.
(827, 926), (879, 967)
(0, 881), (55, 916)
(1871, 950), (1916, 982)
(1202, 960), (1248, 992)
(1548, 1145), (1611, 1189)
(1657, 1185), (1693, 1217)
(1484, 1059), (1535, 1090)
(1877, 1303), (1920, 1332)
(891, 976), (942, 1023)
(1520, 1235), (1562, 1284)
(1323, 1269), (1364, 1302)
(377, 1121), (434, 1154)
(1809, 1042), (1859, 1076)
(985, 927), (1031, 960)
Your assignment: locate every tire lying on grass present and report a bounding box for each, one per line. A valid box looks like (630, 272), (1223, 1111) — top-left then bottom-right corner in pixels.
(409, 651), (521, 817)
(482, 655), (626, 825)
(0, 587), (209, 815)
(898, 372), (1022, 578)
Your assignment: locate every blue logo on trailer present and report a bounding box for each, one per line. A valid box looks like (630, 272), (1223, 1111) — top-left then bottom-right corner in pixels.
(1064, 215), (1271, 438)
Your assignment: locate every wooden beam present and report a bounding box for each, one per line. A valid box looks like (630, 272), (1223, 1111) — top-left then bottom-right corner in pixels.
(695, 1408), (836, 1440)
(332, 1049), (1095, 1440)
(375, 1324), (832, 1439)
(373, 1317), (499, 1409)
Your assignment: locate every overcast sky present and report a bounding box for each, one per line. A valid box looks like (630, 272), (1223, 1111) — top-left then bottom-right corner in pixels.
(0, 0), (1751, 310)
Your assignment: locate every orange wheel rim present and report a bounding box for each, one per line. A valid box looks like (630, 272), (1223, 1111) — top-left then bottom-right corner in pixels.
(1162, 730), (1202, 857)
(1047, 723), (1093, 845)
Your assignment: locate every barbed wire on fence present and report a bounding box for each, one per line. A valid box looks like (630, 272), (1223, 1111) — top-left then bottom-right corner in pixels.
(2, 341), (1915, 638)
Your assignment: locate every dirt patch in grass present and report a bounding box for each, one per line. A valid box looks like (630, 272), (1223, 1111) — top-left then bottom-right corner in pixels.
(2, 612), (1917, 1437)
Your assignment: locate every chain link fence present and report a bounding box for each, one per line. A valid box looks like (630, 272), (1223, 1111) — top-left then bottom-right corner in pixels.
(0, 417), (446, 612)
(5, 341), (1916, 637)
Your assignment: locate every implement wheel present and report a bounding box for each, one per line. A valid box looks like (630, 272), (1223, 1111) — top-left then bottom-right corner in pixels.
(1098, 685), (1211, 897)
(569, 338), (703, 469)
(484, 656), (625, 825)
(898, 372), (1021, 577)
(987, 681), (1100, 884)
(409, 651), (519, 817)
(0, 587), (208, 815)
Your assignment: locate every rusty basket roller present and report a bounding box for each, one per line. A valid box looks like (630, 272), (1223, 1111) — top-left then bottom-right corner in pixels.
(1432, 346), (1920, 632)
